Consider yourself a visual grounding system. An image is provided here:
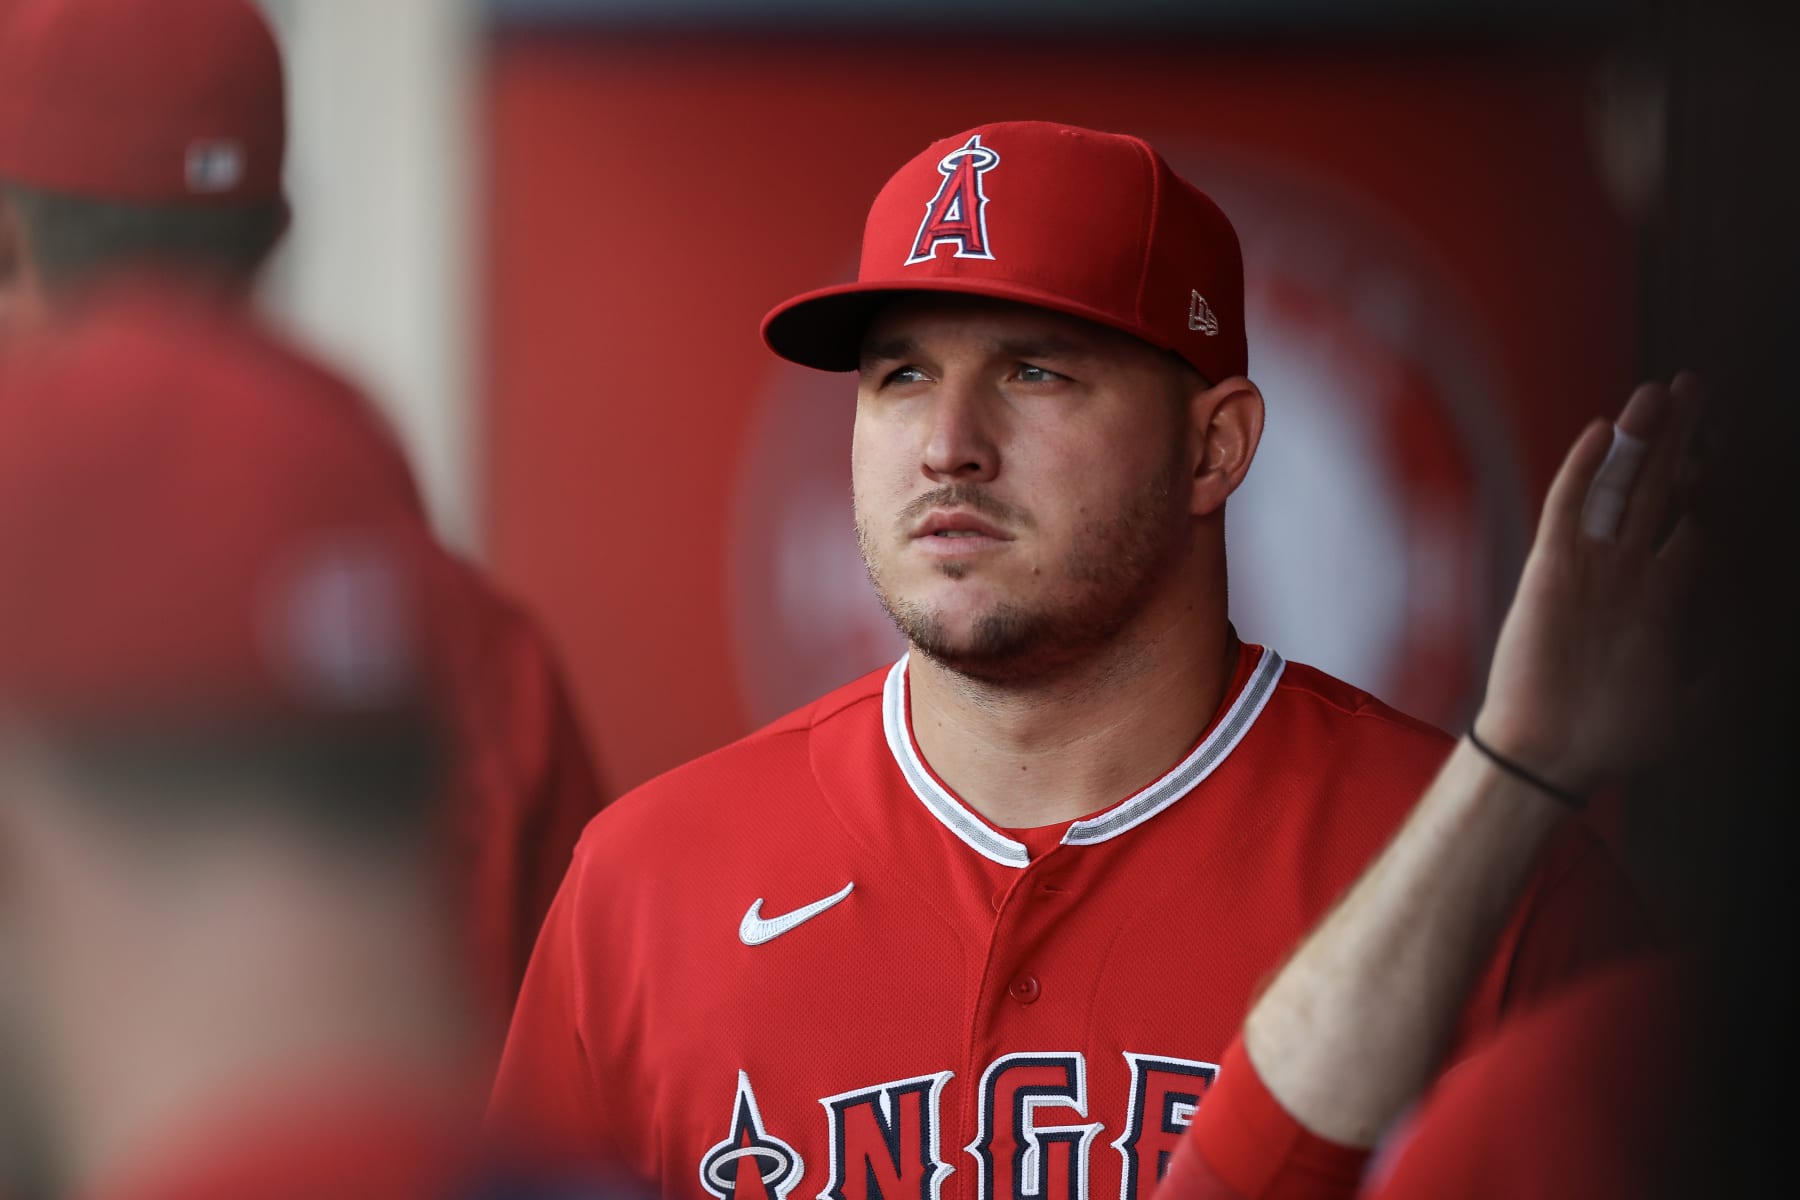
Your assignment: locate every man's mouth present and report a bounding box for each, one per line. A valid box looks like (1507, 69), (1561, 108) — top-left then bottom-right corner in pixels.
(911, 509), (1012, 541)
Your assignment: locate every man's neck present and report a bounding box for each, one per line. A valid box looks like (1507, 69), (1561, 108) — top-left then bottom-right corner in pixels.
(907, 610), (1241, 831)
(52, 848), (472, 1195)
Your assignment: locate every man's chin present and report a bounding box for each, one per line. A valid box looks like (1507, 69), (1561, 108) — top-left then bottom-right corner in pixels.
(882, 596), (1059, 683)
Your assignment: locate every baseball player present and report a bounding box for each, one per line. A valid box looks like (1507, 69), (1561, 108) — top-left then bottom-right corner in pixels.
(0, 287), (647, 1200)
(1160, 376), (1701, 1198)
(0, 290), (471, 1200)
(489, 121), (1649, 1199)
(0, 0), (607, 1033)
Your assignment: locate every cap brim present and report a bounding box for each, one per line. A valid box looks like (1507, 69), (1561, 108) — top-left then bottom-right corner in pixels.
(761, 278), (1175, 374)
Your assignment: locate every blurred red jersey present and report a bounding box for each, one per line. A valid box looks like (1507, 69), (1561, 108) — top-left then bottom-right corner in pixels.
(490, 643), (1646, 1199)
(84, 1082), (649, 1200)
(1160, 956), (1688, 1200)
(88, 1095), (466, 1200)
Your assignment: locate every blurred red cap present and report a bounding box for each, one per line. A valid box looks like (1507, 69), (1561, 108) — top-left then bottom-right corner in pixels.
(0, 283), (448, 726)
(762, 120), (1248, 384)
(0, 0), (286, 204)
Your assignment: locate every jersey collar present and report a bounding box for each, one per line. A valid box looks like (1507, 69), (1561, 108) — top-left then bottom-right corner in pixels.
(881, 646), (1286, 867)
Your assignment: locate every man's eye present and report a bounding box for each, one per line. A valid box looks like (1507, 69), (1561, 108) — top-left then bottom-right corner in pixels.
(883, 365), (928, 385)
(1016, 364), (1065, 383)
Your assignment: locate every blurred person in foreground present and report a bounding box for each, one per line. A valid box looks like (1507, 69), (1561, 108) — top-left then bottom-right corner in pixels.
(0, 292), (466, 1199)
(0, 0), (607, 1037)
(0, 289), (636, 1200)
(489, 120), (1649, 1198)
(1155, 376), (1705, 1199)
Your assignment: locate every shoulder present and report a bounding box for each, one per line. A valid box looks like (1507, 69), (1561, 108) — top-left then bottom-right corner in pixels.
(574, 664), (890, 852)
(1263, 653), (1452, 762)
(1209, 651), (1454, 868)
(545, 668), (892, 945)
(1272, 656), (1448, 740)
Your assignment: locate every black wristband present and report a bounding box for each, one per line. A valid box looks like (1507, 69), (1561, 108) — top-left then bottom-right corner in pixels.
(1466, 727), (1586, 810)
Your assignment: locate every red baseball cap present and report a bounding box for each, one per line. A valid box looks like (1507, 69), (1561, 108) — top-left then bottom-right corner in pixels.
(0, 284), (448, 727)
(762, 120), (1247, 383)
(0, 0), (286, 205)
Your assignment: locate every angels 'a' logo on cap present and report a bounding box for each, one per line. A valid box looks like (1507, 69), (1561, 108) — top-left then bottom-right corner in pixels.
(906, 134), (1001, 265)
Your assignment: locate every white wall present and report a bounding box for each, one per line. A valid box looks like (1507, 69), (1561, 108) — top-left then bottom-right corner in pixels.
(255, 0), (482, 552)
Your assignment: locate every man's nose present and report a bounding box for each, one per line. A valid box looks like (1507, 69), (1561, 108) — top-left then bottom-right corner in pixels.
(920, 377), (999, 483)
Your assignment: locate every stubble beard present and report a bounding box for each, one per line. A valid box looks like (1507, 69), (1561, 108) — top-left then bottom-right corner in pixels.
(856, 457), (1189, 687)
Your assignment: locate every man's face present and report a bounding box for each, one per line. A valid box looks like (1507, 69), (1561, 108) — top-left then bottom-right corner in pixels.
(852, 295), (1198, 684)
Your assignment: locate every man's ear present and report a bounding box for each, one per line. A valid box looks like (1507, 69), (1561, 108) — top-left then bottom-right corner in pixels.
(0, 195), (50, 341)
(0, 193), (21, 286)
(1188, 375), (1264, 517)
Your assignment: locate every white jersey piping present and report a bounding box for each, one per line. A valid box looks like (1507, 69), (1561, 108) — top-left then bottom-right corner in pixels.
(881, 648), (1286, 867)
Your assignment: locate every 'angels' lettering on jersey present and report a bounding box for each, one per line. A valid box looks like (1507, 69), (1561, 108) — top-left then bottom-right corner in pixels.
(703, 1052), (1217, 1200)
(701, 1071), (807, 1200)
(819, 1072), (955, 1200)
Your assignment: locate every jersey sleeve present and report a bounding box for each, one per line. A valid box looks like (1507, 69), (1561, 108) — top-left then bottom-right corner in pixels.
(485, 826), (622, 1176)
(1157, 1039), (1370, 1200)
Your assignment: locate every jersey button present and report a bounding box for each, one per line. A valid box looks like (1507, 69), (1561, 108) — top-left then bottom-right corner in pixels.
(1007, 974), (1041, 1004)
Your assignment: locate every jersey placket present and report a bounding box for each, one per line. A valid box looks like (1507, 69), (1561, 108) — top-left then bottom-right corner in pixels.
(877, 647), (1285, 1200)
(959, 842), (1103, 1200)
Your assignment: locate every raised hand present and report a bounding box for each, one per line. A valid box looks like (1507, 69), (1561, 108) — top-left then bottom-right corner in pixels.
(1475, 373), (1703, 794)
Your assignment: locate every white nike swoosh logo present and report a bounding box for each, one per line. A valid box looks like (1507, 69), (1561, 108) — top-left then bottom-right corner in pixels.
(738, 882), (855, 946)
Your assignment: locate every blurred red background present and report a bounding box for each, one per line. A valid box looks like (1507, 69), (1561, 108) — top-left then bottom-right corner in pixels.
(482, 34), (1634, 794)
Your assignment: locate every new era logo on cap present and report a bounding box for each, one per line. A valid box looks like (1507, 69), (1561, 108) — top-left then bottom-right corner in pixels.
(1188, 290), (1219, 336)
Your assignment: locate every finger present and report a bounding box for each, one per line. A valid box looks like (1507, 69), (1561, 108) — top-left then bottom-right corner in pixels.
(1579, 425), (1650, 542)
(1669, 369), (1706, 408)
(1580, 382), (1665, 542)
(1614, 378), (1670, 440)
(1539, 418), (1614, 551)
(1620, 380), (1701, 551)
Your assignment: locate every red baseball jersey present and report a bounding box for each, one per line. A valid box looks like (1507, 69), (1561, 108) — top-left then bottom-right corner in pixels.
(1159, 957), (1688, 1200)
(489, 643), (1646, 1199)
(1363, 956), (1685, 1200)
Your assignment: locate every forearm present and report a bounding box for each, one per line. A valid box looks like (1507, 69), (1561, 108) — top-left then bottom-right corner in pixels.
(1234, 375), (1694, 1152)
(1243, 737), (1567, 1146)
